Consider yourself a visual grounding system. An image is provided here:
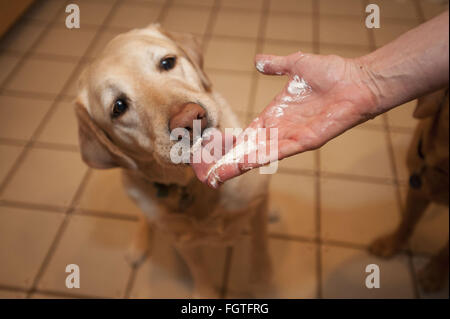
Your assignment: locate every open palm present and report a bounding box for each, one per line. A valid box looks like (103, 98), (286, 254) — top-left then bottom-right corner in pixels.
(196, 51), (378, 187)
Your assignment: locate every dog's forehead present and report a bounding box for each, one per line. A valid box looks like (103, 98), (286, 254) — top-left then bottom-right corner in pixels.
(88, 29), (180, 85)
(104, 30), (178, 59)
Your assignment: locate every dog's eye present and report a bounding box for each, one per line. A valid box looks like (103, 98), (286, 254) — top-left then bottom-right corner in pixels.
(112, 99), (128, 118)
(160, 56), (176, 71)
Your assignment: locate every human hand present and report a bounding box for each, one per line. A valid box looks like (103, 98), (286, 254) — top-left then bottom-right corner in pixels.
(192, 51), (379, 188)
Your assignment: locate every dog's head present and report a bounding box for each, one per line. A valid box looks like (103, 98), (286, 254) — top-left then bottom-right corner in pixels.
(75, 24), (221, 183)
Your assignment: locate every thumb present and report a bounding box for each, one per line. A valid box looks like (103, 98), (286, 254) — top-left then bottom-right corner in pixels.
(255, 54), (291, 76)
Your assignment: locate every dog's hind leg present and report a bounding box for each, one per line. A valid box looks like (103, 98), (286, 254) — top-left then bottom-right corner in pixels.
(418, 240), (449, 292)
(370, 187), (430, 258)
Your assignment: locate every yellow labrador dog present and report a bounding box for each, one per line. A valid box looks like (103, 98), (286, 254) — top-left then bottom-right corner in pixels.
(75, 24), (272, 298)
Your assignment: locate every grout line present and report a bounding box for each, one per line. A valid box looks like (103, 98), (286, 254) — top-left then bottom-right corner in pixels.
(216, 3), (265, 12)
(319, 12), (420, 25)
(36, 22), (104, 31)
(0, 200), (66, 214)
(206, 34), (264, 42)
(266, 232), (316, 245)
(313, 0), (322, 299)
(200, 0), (221, 52)
(0, 283), (105, 299)
(0, 138), (28, 147)
(30, 142), (79, 152)
(249, 37), (316, 47)
(276, 167), (316, 177)
(12, 51), (86, 63)
(30, 288), (107, 299)
(73, 209), (140, 222)
(245, 0), (269, 121)
(320, 170), (396, 185)
(0, 199), (139, 222)
(205, 67), (254, 76)
(0, 284), (28, 295)
(312, 0), (320, 54)
(156, 0), (173, 23)
(0, 88), (58, 100)
(382, 116), (405, 215)
(158, 1), (214, 11)
(0, 139), (80, 153)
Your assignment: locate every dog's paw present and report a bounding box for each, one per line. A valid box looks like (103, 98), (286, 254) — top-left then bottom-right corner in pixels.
(418, 259), (448, 293)
(369, 234), (402, 258)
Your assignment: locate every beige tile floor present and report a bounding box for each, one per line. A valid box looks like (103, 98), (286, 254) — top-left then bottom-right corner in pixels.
(0, 0), (448, 299)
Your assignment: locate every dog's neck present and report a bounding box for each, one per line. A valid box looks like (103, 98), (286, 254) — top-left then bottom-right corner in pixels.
(125, 163), (220, 217)
(133, 157), (195, 186)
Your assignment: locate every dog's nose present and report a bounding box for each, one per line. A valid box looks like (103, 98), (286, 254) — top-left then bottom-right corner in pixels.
(169, 103), (207, 139)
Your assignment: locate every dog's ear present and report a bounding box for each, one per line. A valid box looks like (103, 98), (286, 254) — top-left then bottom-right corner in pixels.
(75, 101), (136, 170)
(413, 89), (448, 119)
(158, 28), (211, 92)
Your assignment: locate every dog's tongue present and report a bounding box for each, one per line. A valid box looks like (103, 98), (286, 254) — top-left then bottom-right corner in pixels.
(190, 128), (239, 189)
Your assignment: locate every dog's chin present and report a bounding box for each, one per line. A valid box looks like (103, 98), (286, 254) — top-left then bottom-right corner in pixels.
(149, 154), (194, 185)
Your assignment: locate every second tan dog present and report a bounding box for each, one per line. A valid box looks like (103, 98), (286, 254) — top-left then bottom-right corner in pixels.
(75, 24), (272, 298)
(370, 89), (449, 292)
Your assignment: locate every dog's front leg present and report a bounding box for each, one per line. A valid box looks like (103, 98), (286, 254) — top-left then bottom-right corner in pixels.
(126, 215), (153, 267)
(175, 244), (218, 299)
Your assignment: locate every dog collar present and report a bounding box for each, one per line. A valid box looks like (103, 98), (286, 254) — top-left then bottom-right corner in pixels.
(153, 182), (170, 197)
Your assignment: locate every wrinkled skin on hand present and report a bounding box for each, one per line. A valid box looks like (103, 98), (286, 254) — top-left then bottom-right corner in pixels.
(192, 51), (378, 188)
